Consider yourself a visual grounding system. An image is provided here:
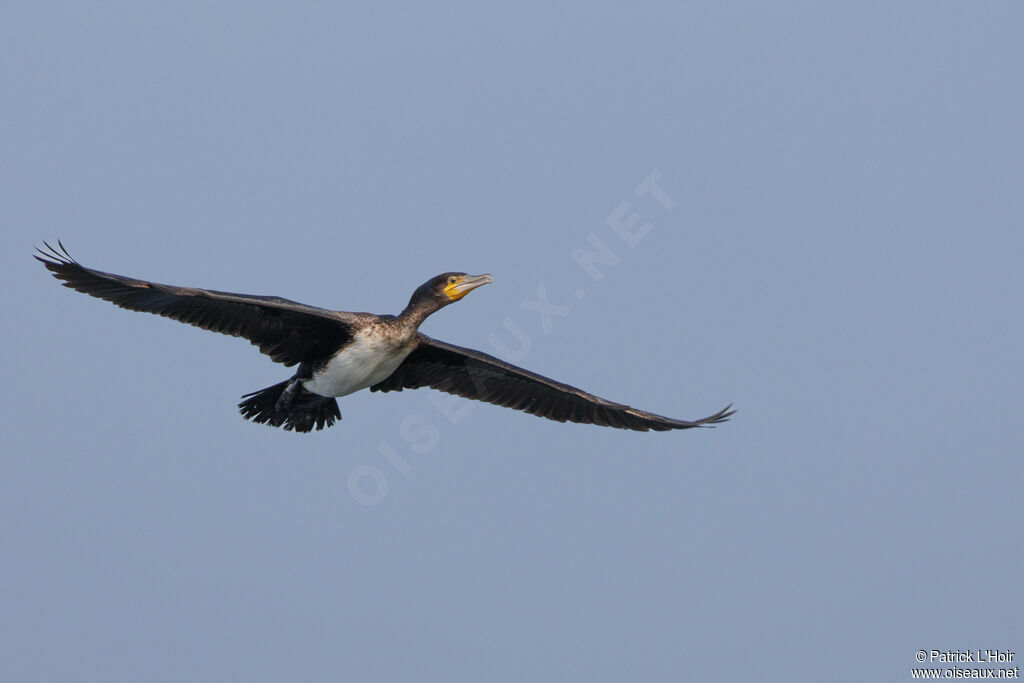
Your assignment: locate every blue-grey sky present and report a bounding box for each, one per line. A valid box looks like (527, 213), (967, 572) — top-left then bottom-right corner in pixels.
(3, 4), (1021, 682)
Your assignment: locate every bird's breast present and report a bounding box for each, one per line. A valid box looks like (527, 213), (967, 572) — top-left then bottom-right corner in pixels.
(302, 329), (415, 398)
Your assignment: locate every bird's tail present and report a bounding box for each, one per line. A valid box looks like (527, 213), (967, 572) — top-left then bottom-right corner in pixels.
(238, 379), (341, 432)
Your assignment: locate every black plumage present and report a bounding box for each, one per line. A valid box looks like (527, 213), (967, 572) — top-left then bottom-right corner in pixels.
(36, 242), (734, 433)
(371, 337), (734, 431)
(36, 242), (355, 367)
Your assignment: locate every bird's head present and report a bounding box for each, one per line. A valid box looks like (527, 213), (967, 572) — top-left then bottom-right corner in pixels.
(404, 272), (493, 318)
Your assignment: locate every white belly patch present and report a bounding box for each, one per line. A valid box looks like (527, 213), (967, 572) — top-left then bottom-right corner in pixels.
(302, 331), (414, 398)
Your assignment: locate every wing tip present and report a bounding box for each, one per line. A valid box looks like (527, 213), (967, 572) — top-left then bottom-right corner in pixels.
(35, 239), (77, 269)
(621, 401), (735, 431)
(693, 403), (736, 428)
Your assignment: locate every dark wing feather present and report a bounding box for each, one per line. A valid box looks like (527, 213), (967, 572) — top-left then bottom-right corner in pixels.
(371, 334), (734, 432)
(36, 241), (355, 366)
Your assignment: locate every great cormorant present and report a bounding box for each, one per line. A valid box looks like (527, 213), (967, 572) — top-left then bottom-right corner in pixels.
(36, 242), (734, 433)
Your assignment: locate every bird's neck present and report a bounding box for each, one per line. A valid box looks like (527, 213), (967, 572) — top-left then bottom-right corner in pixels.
(395, 299), (440, 329)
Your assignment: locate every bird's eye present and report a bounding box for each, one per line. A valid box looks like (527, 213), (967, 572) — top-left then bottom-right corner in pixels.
(448, 276), (457, 284)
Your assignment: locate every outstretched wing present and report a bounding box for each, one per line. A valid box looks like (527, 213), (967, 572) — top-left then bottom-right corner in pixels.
(36, 241), (356, 366)
(371, 334), (734, 432)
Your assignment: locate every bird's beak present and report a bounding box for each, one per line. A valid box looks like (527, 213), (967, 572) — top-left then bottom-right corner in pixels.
(446, 274), (493, 301)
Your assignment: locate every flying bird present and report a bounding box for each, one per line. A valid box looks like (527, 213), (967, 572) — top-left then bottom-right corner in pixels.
(36, 242), (734, 433)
